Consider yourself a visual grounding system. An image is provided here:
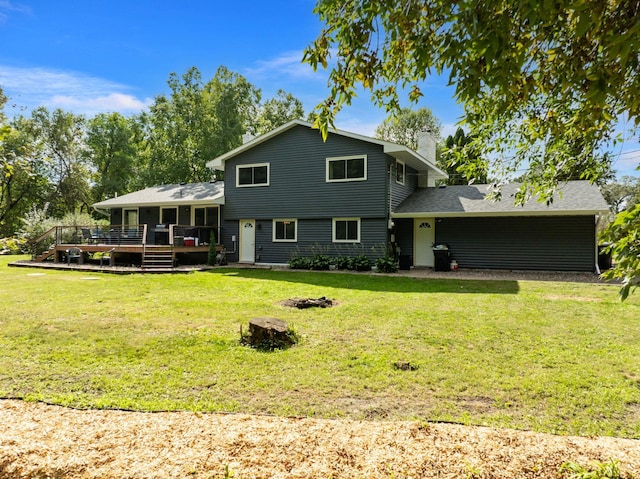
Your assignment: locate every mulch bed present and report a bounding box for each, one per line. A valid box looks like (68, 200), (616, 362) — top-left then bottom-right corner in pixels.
(1, 399), (639, 478)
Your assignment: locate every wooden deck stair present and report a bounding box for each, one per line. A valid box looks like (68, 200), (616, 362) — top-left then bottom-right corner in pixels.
(142, 247), (174, 270)
(35, 246), (56, 262)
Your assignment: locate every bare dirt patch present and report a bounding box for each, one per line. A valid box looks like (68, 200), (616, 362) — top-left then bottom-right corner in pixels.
(1, 399), (639, 479)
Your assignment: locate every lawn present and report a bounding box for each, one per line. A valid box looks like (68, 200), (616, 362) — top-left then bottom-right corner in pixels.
(1, 256), (639, 439)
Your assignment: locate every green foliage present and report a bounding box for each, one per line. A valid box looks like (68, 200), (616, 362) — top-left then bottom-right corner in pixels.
(252, 89), (305, 136)
(601, 204), (640, 300)
(602, 176), (640, 215)
(26, 107), (91, 216)
(139, 66), (262, 186)
(0, 237), (25, 254)
(304, 0), (636, 185)
(288, 255), (311, 269)
(332, 256), (352, 270)
(374, 107), (442, 149)
(16, 203), (55, 255)
(308, 254), (331, 271)
(350, 254), (371, 271)
(85, 112), (139, 203)
(440, 127), (489, 185)
(560, 459), (626, 479)
(375, 255), (398, 273)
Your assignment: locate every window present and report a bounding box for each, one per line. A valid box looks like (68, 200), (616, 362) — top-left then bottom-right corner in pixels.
(333, 218), (360, 243)
(273, 219), (297, 242)
(326, 155), (367, 182)
(161, 207), (177, 225)
(396, 160), (405, 185)
(236, 163), (269, 187)
(123, 208), (138, 227)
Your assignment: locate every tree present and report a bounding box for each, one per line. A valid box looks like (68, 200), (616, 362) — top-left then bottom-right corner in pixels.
(85, 112), (139, 203)
(23, 107), (91, 217)
(252, 89), (305, 136)
(304, 1), (639, 185)
(374, 107), (441, 151)
(602, 176), (640, 215)
(0, 116), (51, 237)
(441, 127), (488, 185)
(141, 66), (260, 186)
(303, 0), (640, 297)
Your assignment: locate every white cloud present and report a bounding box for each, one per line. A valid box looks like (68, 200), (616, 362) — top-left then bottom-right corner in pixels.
(245, 51), (321, 82)
(0, 65), (152, 116)
(0, 1), (31, 23)
(49, 93), (152, 115)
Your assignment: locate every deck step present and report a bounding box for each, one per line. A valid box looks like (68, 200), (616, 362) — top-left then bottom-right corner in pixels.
(35, 247), (56, 262)
(142, 249), (174, 269)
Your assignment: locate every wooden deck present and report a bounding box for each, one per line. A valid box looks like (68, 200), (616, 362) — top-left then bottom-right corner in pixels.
(44, 243), (218, 269)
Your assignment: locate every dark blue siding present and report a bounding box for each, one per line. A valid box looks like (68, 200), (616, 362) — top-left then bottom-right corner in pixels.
(222, 217), (389, 264)
(220, 124), (394, 264)
(390, 163), (418, 209)
(435, 216), (597, 272)
(224, 125), (389, 220)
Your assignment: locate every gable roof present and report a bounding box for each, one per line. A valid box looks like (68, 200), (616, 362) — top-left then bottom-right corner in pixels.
(205, 119), (448, 179)
(392, 181), (609, 218)
(92, 182), (224, 210)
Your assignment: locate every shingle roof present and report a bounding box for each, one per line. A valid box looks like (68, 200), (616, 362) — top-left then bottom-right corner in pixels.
(92, 182), (224, 209)
(393, 180), (609, 217)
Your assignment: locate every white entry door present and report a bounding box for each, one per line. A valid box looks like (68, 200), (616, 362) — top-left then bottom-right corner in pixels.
(239, 219), (256, 263)
(414, 218), (435, 267)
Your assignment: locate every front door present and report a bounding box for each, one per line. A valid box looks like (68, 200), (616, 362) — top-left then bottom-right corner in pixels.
(414, 218), (435, 267)
(239, 219), (256, 263)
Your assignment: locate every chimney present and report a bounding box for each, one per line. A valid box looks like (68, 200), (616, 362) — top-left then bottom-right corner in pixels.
(242, 132), (255, 144)
(417, 129), (436, 163)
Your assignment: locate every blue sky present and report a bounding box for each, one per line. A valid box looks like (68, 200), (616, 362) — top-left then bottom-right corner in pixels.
(0, 0), (638, 177)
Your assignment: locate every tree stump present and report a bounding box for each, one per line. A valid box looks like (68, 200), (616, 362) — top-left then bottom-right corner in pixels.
(245, 317), (295, 349)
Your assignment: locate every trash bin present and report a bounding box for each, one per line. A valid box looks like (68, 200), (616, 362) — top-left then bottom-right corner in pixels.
(598, 243), (612, 270)
(433, 245), (451, 272)
(399, 255), (412, 270)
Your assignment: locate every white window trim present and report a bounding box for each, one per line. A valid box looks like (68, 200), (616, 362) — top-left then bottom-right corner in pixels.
(272, 218), (298, 243)
(326, 155), (368, 183)
(332, 217), (361, 243)
(396, 160), (405, 185)
(236, 162), (270, 187)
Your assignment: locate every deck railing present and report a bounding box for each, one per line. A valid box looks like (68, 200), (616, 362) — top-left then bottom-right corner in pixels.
(54, 224), (147, 246)
(170, 225), (219, 246)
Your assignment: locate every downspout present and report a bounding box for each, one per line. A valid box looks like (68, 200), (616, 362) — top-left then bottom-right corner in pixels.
(594, 213), (602, 275)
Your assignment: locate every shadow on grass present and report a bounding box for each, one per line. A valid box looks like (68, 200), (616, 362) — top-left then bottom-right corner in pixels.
(205, 268), (520, 294)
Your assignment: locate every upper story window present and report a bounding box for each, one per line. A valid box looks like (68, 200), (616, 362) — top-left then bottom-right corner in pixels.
(326, 155), (367, 182)
(236, 163), (269, 187)
(396, 160), (405, 185)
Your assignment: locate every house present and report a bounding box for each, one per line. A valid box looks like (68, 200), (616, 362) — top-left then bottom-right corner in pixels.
(86, 119), (609, 272)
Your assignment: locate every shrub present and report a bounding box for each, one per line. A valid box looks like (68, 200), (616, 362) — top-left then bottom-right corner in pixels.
(309, 254), (331, 270)
(375, 255), (398, 273)
(288, 256), (311, 269)
(350, 254), (371, 271)
(0, 237), (25, 255)
(333, 256), (352, 270)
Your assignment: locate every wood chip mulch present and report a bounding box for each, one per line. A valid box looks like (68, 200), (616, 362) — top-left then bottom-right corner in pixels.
(1, 400), (639, 478)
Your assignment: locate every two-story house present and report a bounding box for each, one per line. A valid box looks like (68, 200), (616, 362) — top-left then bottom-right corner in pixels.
(206, 120), (447, 265)
(91, 119), (609, 272)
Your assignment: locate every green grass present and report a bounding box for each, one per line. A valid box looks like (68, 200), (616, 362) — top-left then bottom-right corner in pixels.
(1, 255), (639, 438)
